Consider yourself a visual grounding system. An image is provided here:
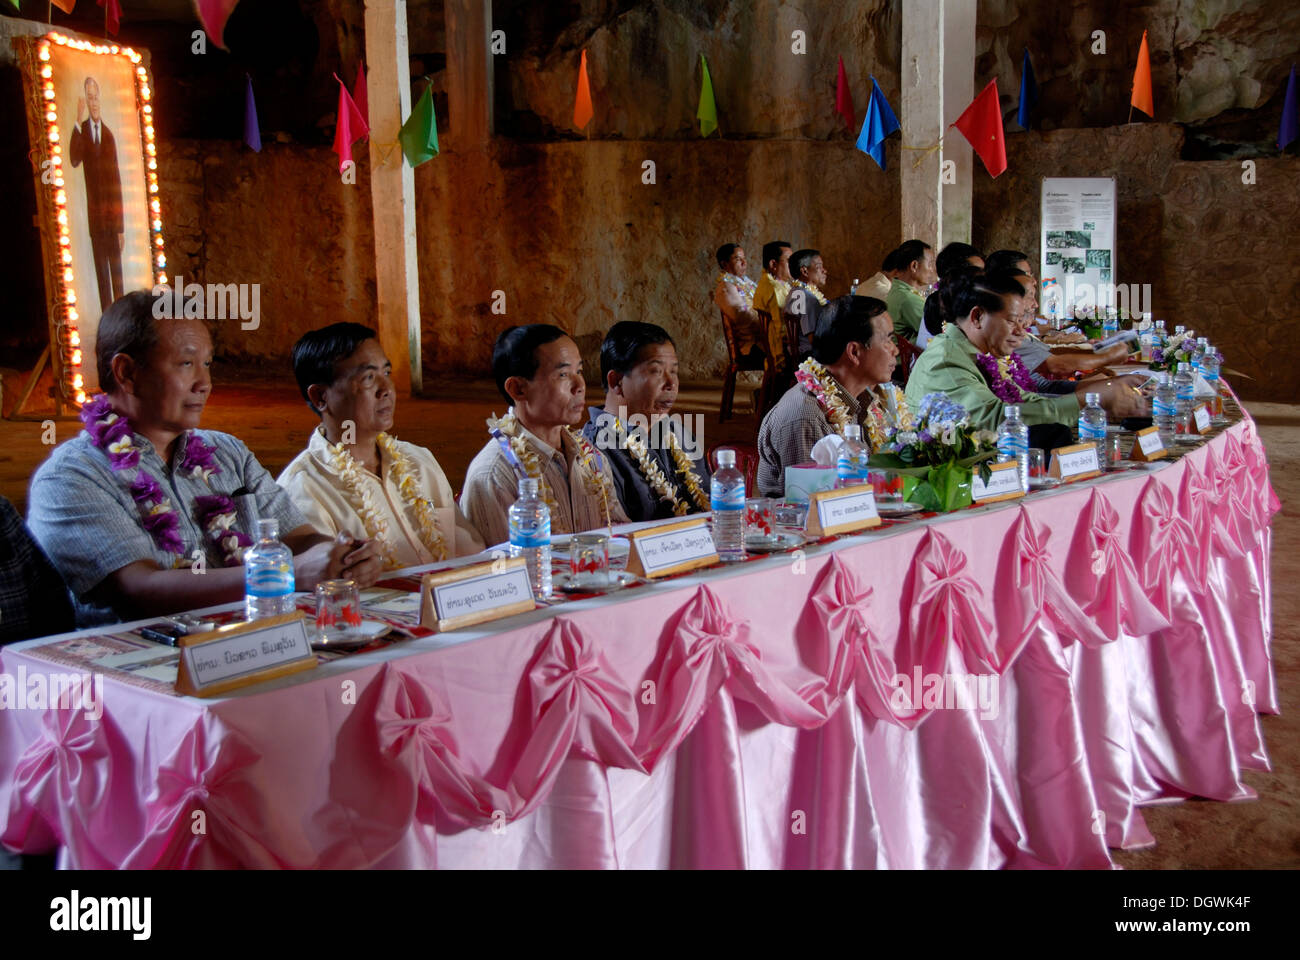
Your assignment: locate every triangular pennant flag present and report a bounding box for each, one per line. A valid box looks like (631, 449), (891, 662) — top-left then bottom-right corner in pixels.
(331, 73), (369, 173)
(352, 61), (368, 130)
(855, 75), (900, 170)
(1279, 64), (1298, 151)
(834, 55), (855, 131)
(952, 78), (1008, 178)
(195, 0), (241, 50)
(1018, 48), (1038, 129)
(399, 83), (439, 167)
(697, 54), (718, 137)
(53, 0), (78, 13)
(243, 74), (261, 152)
(1131, 29), (1154, 118)
(97, 0), (121, 35)
(573, 49), (593, 130)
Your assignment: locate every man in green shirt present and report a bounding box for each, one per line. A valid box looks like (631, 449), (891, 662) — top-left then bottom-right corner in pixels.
(887, 239), (937, 343)
(906, 270), (1147, 437)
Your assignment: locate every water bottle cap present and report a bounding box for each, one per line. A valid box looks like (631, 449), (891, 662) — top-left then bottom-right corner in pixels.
(1004, 405), (1022, 419)
(716, 449), (736, 467)
(842, 424), (862, 440)
(1085, 393), (1101, 406)
(256, 518), (278, 540)
(518, 477), (539, 498)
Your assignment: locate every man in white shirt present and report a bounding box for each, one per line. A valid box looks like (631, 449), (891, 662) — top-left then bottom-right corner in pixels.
(279, 323), (484, 569)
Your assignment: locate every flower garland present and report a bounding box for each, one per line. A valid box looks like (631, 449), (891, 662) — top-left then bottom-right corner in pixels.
(487, 412), (616, 532)
(795, 358), (853, 435)
(791, 279), (828, 306)
(975, 352), (1038, 404)
(80, 394), (251, 567)
(716, 271), (757, 304)
(322, 431), (448, 568)
(609, 417), (709, 516)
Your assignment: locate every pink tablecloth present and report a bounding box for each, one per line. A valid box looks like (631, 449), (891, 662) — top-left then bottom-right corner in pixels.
(0, 417), (1279, 868)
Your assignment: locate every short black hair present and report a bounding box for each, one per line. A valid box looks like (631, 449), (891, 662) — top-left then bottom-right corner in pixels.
(492, 324), (569, 405)
(893, 239), (932, 273)
(984, 249), (1032, 275)
(715, 243), (739, 269)
(790, 248), (821, 280)
(600, 321), (675, 386)
(291, 322), (380, 408)
(761, 240), (792, 273)
(936, 242), (984, 279)
(96, 289), (197, 392)
(812, 296), (888, 364)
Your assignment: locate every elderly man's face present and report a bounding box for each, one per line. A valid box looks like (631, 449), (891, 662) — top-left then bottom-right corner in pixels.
(612, 341), (678, 421)
(725, 248), (748, 277)
(320, 338), (395, 439)
(86, 80), (102, 123)
(133, 317), (212, 437)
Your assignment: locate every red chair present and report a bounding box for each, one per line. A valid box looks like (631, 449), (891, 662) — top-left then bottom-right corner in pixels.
(708, 443), (759, 496)
(719, 310), (775, 422)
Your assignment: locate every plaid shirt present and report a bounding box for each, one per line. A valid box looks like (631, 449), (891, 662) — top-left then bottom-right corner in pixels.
(757, 379), (864, 498)
(0, 496), (74, 645)
(27, 429), (306, 626)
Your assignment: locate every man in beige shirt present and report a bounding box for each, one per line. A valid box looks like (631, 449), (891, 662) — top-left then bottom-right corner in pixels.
(279, 322), (484, 569)
(461, 324), (629, 547)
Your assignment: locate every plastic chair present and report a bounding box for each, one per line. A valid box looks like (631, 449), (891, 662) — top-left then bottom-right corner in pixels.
(708, 442), (759, 496)
(719, 310), (774, 422)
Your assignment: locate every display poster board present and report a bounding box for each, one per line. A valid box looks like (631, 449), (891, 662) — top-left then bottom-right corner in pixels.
(1039, 178), (1118, 315)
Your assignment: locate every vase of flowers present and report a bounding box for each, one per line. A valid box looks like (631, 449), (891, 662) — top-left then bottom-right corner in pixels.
(865, 393), (998, 513)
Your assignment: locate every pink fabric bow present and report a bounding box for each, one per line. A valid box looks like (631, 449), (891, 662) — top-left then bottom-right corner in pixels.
(1008, 508), (1110, 649)
(905, 529), (1000, 675)
(1066, 490), (1169, 639)
(1133, 478), (1200, 620)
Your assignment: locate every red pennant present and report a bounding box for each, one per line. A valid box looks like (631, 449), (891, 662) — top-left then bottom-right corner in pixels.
(834, 55), (855, 131)
(331, 74), (369, 173)
(951, 78), (1007, 178)
(352, 61), (369, 129)
(97, 0), (122, 35)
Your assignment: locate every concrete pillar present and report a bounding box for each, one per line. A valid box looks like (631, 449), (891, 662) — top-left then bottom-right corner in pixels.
(364, 0), (421, 393)
(900, 0), (975, 248)
(444, 0), (493, 150)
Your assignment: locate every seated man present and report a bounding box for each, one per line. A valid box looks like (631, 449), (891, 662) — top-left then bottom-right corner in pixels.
(711, 243), (763, 358)
(757, 297), (903, 497)
(583, 321), (711, 522)
(0, 495), (74, 644)
(782, 248), (833, 357)
(753, 240), (794, 367)
(919, 242), (984, 348)
(905, 270), (1146, 445)
(887, 239), (937, 344)
(858, 247), (899, 302)
(984, 249), (1130, 378)
(461, 324), (629, 546)
(278, 322), (484, 569)
(27, 290), (380, 626)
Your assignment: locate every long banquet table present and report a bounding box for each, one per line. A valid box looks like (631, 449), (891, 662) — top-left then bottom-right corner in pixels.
(0, 410), (1280, 869)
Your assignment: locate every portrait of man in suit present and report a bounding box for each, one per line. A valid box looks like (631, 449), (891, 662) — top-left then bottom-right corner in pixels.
(69, 76), (125, 315)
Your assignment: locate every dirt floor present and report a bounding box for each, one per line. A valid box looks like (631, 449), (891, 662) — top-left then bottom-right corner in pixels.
(0, 369), (1294, 868)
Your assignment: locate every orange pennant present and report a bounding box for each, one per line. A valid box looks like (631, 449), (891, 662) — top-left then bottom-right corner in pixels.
(574, 49), (593, 130)
(1131, 29), (1154, 118)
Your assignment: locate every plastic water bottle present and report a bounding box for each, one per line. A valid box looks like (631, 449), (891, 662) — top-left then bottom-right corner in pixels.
(1201, 343), (1223, 420)
(1077, 392), (1107, 461)
(835, 424), (870, 488)
(508, 477), (552, 599)
(710, 448), (746, 562)
(244, 518), (296, 620)
(996, 405), (1030, 492)
(1153, 372), (1178, 443)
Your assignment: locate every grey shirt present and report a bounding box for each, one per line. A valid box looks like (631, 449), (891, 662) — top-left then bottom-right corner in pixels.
(581, 407), (712, 522)
(27, 429), (306, 626)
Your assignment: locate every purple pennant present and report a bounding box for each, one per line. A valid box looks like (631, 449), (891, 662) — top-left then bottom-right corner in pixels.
(244, 73), (262, 152)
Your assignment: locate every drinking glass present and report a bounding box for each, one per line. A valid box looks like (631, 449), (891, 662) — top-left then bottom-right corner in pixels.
(569, 534), (611, 589)
(745, 498), (777, 544)
(315, 579), (362, 643)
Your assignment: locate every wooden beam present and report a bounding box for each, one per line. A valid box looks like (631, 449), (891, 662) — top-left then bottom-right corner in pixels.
(364, 0), (421, 394)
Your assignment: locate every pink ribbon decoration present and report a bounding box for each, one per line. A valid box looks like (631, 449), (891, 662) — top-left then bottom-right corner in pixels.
(1066, 490), (1169, 639)
(905, 528), (1000, 676)
(1007, 508), (1110, 649)
(1132, 478), (1201, 620)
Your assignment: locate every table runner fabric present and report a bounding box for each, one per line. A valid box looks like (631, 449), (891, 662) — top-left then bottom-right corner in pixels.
(0, 417), (1279, 869)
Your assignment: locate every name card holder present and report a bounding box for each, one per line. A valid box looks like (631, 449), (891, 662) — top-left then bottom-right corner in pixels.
(626, 517), (719, 579)
(176, 612), (317, 698)
(1050, 442), (1103, 483)
(806, 484), (882, 536)
(420, 557), (536, 633)
(1194, 404), (1213, 435)
(1131, 426), (1167, 462)
(971, 460), (1026, 504)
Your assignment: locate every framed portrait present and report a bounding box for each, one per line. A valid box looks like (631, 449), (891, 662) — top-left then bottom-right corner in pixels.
(16, 31), (167, 403)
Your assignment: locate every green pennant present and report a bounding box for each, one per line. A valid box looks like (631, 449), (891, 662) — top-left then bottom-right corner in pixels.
(399, 84), (439, 167)
(697, 54), (718, 137)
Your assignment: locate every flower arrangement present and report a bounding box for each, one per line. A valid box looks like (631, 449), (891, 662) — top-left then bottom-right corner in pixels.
(865, 393), (998, 513)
